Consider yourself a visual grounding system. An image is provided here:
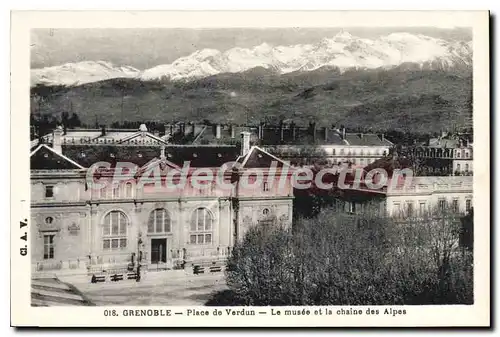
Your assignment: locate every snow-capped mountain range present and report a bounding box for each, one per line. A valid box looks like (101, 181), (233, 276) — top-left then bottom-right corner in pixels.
(31, 31), (472, 87)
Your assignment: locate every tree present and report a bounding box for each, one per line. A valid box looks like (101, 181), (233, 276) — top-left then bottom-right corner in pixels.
(220, 204), (473, 306)
(68, 113), (82, 128)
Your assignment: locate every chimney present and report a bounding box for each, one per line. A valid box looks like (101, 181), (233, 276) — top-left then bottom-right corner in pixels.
(213, 124), (222, 139)
(290, 121), (296, 140)
(381, 133), (385, 142)
(53, 125), (64, 154)
(280, 122), (285, 142)
(324, 127), (329, 142)
(341, 127), (346, 140)
(160, 145), (166, 159)
(359, 133), (363, 139)
(230, 124), (235, 138)
(101, 126), (106, 136)
(241, 132), (251, 157)
(258, 123), (263, 140)
(310, 122), (317, 142)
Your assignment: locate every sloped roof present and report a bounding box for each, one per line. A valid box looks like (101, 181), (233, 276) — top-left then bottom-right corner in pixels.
(429, 138), (460, 148)
(363, 154), (413, 175)
(60, 144), (240, 169)
(344, 133), (393, 146)
(31, 145), (85, 170)
(164, 145), (239, 167)
(192, 125), (250, 145)
(117, 131), (168, 145)
(62, 145), (161, 168)
(238, 146), (290, 169)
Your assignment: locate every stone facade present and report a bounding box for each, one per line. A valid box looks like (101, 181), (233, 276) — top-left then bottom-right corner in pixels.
(30, 129), (294, 275)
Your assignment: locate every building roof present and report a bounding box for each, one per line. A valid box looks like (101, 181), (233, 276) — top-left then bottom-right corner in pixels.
(257, 127), (392, 147)
(39, 128), (168, 146)
(363, 153), (413, 175)
(31, 145), (85, 170)
(62, 145), (161, 168)
(58, 144), (240, 169)
(343, 133), (393, 146)
(163, 145), (240, 167)
(192, 125), (250, 145)
(237, 146), (290, 169)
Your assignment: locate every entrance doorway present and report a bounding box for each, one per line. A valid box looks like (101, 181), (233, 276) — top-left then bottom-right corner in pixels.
(150, 238), (167, 264)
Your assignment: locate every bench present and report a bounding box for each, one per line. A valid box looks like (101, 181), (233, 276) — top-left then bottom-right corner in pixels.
(91, 274), (106, 283)
(193, 266), (205, 275)
(126, 272), (138, 280)
(110, 274), (124, 282)
(209, 266), (222, 273)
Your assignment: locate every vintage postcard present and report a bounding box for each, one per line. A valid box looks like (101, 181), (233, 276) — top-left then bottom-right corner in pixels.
(11, 10), (490, 327)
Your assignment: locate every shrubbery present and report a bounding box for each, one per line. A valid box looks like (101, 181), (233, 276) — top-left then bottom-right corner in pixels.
(223, 206), (473, 306)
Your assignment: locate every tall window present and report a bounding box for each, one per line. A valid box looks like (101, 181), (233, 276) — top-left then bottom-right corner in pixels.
(439, 199), (446, 210)
(466, 199), (472, 213)
(406, 202), (414, 217)
(125, 182), (133, 198)
(465, 164), (469, 172)
(102, 211), (128, 251)
(113, 184), (120, 199)
(101, 186), (109, 199)
(263, 182), (270, 192)
(393, 202), (401, 216)
(190, 208), (213, 244)
(419, 202), (426, 215)
(148, 209), (171, 233)
(43, 235), (55, 259)
(452, 199), (459, 212)
(456, 164), (461, 172)
(45, 185), (54, 198)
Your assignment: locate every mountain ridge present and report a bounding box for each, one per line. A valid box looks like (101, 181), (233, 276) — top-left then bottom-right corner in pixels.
(31, 31), (472, 87)
(30, 67), (472, 134)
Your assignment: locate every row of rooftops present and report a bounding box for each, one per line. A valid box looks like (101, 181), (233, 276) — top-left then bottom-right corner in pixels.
(33, 123), (394, 149)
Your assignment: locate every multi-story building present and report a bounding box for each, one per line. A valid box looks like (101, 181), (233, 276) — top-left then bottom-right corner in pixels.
(336, 154), (473, 217)
(404, 132), (473, 176)
(30, 125), (294, 275)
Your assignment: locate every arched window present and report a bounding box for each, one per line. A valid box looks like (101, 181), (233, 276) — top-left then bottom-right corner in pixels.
(102, 211), (128, 251)
(189, 208), (213, 245)
(148, 209), (171, 233)
(456, 164), (461, 172)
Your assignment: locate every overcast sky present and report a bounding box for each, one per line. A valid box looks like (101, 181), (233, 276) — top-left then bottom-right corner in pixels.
(31, 27), (472, 69)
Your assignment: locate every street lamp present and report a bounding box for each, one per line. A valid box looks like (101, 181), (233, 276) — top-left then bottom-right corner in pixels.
(136, 233), (143, 282)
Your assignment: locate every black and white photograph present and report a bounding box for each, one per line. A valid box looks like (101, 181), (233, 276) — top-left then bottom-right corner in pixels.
(10, 10), (490, 327)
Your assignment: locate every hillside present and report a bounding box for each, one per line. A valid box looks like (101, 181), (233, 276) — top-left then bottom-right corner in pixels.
(30, 67), (472, 134)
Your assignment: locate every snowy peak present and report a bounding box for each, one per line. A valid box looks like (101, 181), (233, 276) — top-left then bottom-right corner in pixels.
(31, 31), (472, 86)
(31, 61), (141, 87)
(140, 31), (472, 81)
